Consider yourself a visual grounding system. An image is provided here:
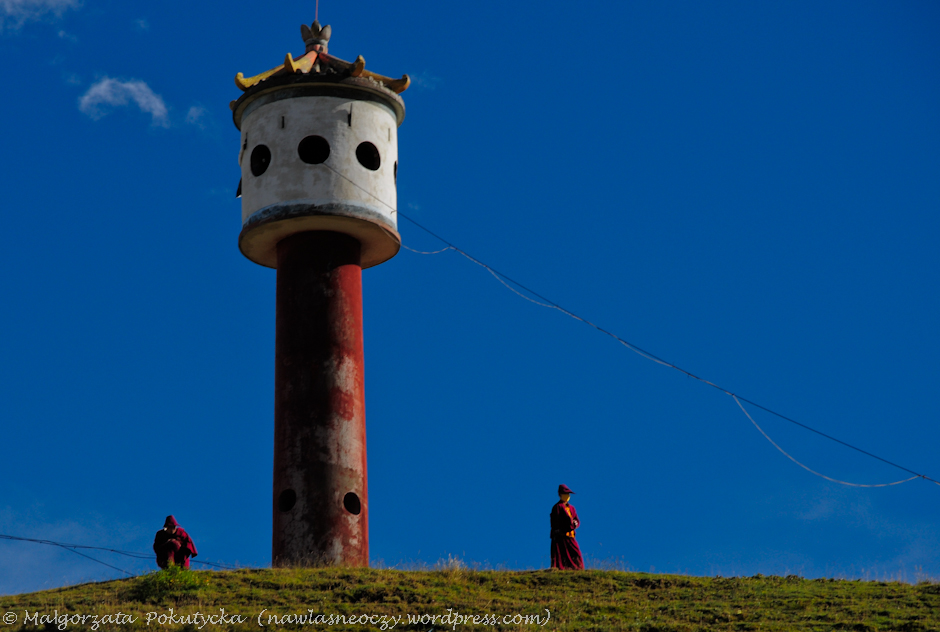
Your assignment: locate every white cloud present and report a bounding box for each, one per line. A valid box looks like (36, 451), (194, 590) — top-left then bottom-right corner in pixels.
(409, 71), (441, 91)
(78, 77), (169, 127)
(0, 0), (79, 30)
(134, 18), (148, 31)
(185, 105), (206, 127)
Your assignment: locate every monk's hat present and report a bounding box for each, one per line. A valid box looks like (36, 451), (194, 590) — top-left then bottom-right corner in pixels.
(558, 484), (575, 495)
(164, 515), (179, 528)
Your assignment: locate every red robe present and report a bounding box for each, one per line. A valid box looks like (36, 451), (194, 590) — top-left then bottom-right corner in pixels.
(153, 527), (198, 569)
(550, 500), (584, 570)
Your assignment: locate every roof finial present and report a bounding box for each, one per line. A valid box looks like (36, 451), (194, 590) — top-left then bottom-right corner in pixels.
(234, 20), (409, 95)
(301, 20), (331, 54)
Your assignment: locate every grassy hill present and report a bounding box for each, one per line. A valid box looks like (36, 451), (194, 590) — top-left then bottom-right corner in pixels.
(1, 566), (938, 631)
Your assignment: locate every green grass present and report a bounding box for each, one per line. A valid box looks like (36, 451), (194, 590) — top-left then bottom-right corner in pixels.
(1, 567), (938, 631)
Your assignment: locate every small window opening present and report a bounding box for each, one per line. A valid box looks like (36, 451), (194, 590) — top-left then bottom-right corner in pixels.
(250, 144), (271, 176)
(343, 492), (362, 515)
(278, 489), (297, 512)
(356, 142), (381, 171)
(298, 135), (331, 164)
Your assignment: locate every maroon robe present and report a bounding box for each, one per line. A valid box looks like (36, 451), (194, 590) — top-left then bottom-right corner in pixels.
(550, 500), (584, 570)
(153, 527), (198, 569)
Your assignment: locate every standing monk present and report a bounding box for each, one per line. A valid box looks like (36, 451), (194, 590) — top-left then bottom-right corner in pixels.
(153, 515), (198, 569)
(550, 484), (584, 570)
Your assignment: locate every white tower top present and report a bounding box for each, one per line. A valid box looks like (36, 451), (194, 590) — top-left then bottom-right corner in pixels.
(231, 22), (409, 269)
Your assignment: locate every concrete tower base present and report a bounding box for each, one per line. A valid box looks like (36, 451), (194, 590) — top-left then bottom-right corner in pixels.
(272, 231), (368, 567)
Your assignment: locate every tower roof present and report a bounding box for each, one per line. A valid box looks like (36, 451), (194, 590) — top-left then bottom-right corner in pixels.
(231, 21), (409, 101)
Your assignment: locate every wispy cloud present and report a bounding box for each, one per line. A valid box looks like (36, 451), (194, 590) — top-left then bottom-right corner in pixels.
(78, 77), (169, 127)
(0, 0), (80, 30)
(185, 105), (207, 128)
(409, 71), (441, 91)
(134, 18), (148, 31)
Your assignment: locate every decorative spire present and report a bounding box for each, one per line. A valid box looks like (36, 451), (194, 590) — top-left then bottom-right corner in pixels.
(232, 22), (410, 96)
(300, 20), (331, 54)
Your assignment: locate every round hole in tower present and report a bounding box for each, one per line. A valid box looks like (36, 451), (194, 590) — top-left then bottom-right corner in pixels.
(355, 142), (381, 171)
(298, 135), (330, 164)
(250, 144), (271, 176)
(278, 489), (296, 512)
(343, 492), (361, 515)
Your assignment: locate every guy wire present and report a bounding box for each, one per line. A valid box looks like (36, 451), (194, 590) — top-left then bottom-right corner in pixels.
(0, 534), (239, 572)
(318, 162), (938, 489)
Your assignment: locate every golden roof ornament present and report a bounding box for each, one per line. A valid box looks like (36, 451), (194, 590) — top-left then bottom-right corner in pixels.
(301, 20), (331, 54)
(232, 21), (410, 100)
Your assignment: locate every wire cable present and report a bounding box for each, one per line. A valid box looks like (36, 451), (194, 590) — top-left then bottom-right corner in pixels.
(394, 212), (940, 489)
(313, 161), (938, 489)
(59, 547), (133, 576)
(321, 163), (396, 214)
(190, 559), (239, 570)
(483, 267), (557, 309)
(401, 244), (453, 255)
(0, 535), (133, 576)
(733, 396), (921, 487)
(0, 534), (240, 572)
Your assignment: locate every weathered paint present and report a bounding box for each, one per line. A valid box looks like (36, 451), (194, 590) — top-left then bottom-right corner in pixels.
(272, 231), (368, 567)
(232, 31), (406, 568)
(239, 93), (400, 269)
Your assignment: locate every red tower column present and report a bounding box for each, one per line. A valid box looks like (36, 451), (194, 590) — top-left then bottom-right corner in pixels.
(272, 230), (368, 567)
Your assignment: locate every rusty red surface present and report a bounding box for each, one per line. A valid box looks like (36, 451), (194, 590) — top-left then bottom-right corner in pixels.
(272, 230), (368, 567)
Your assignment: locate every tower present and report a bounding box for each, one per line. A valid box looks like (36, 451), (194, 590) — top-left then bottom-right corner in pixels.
(231, 20), (408, 566)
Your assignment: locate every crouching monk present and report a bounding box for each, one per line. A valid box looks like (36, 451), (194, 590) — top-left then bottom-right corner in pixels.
(550, 484), (584, 570)
(153, 515), (198, 569)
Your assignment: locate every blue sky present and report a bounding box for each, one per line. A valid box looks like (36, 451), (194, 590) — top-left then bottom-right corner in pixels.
(1, 0), (939, 595)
